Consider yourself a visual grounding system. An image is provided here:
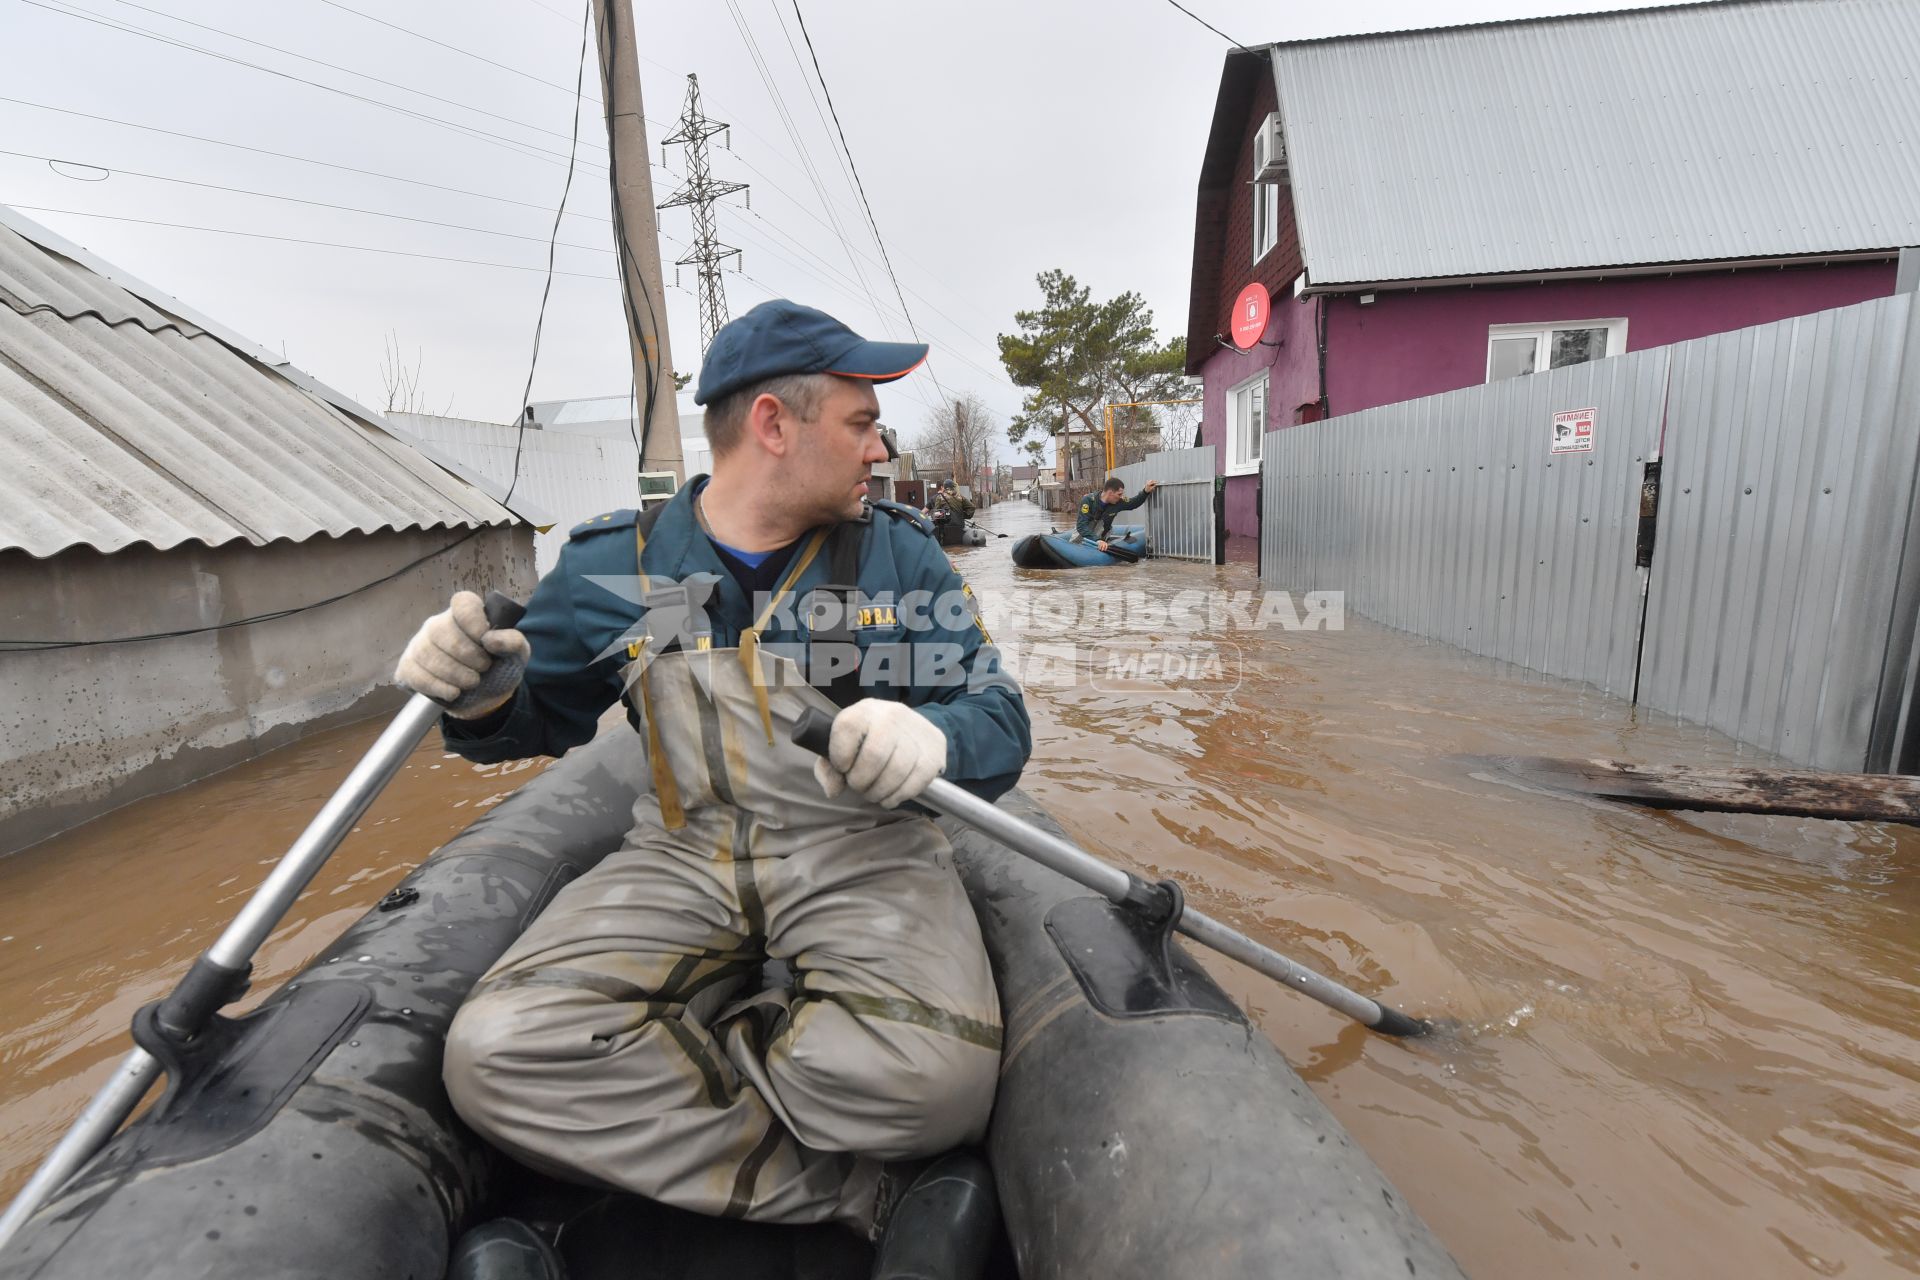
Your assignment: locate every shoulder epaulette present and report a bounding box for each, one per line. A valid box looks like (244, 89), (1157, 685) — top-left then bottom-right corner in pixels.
(872, 498), (934, 536)
(569, 509), (640, 539)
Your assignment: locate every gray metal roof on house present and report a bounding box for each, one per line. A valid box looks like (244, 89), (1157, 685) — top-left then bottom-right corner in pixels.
(0, 207), (525, 558)
(1268, 0), (1920, 287)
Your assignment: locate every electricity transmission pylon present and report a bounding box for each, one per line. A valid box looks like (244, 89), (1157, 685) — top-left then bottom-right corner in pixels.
(659, 75), (748, 353)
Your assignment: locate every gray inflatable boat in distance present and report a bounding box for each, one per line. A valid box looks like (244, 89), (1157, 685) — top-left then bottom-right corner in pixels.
(0, 730), (1467, 1279)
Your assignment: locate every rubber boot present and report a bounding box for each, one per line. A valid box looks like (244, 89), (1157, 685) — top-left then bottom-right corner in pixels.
(448, 1218), (567, 1280)
(868, 1150), (1000, 1280)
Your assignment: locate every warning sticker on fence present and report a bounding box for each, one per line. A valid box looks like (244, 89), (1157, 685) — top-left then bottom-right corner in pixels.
(1551, 407), (1596, 454)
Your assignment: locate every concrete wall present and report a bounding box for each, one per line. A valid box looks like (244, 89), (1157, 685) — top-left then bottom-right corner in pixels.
(0, 525), (534, 855)
(1323, 259), (1898, 416)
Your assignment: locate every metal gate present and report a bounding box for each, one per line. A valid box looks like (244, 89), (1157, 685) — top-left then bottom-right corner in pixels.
(1109, 446), (1219, 562)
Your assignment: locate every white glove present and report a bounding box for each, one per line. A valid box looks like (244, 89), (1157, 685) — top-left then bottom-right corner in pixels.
(814, 699), (948, 809)
(394, 590), (530, 718)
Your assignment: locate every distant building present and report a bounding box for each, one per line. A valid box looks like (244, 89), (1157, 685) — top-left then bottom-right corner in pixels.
(1049, 432), (1105, 512)
(1187, 0), (1920, 542)
(387, 412), (644, 573)
(0, 207), (535, 853)
(520, 390), (695, 511)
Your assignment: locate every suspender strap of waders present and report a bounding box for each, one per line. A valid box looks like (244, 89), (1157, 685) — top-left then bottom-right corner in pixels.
(806, 520), (867, 711)
(740, 529), (833, 745)
(625, 500), (687, 829)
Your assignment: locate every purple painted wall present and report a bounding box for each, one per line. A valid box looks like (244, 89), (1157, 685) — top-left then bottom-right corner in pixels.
(1323, 260), (1898, 416)
(1198, 290), (1321, 540)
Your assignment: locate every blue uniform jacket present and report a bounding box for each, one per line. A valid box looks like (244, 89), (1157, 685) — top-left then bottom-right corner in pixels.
(1074, 489), (1149, 540)
(442, 483), (1032, 801)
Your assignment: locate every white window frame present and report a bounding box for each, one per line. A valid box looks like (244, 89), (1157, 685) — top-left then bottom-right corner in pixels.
(1484, 318), (1628, 383)
(1226, 370), (1267, 476)
(1251, 114), (1280, 263)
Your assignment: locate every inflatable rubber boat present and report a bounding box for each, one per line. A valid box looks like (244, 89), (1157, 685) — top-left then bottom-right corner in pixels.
(1009, 528), (1146, 569)
(934, 517), (987, 548)
(0, 731), (1465, 1280)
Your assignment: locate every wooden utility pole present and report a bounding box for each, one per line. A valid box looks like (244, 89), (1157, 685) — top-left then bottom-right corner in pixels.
(590, 0), (682, 483)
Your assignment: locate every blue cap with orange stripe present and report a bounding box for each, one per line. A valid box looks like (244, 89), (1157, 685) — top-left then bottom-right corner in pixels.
(692, 299), (928, 406)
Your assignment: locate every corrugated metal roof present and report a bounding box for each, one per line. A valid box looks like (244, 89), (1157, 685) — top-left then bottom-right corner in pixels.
(0, 209), (522, 558)
(1270, 0), (1920, 286)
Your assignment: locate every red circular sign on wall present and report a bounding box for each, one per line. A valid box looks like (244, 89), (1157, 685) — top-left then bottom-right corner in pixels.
(1230, 282), (1270, 350)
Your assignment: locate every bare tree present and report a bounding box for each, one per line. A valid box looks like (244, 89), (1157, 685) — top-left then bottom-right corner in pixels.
(910, 393), (997, 492)
(377, 331), (455, 415)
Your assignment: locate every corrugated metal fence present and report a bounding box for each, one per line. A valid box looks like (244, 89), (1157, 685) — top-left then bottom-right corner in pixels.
(1109, 446), (1219, 562)
(389, 415), (640, 573)
(1641, 295), (1920, 770)
(1261, 352), (1666, 697)
(1261, 293), (1920, 771)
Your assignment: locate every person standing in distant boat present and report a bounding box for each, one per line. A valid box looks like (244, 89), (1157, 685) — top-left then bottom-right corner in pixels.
(935, 480), (974, 524)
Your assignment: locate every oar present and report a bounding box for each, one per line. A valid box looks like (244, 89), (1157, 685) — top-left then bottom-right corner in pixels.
(790, 710), (1432, 1038)
(0, 593), (528, 1250)
(1044, 527), (1143, 561)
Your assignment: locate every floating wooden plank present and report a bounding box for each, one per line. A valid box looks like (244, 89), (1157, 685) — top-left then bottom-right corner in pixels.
(1473, 756), (1920, 825)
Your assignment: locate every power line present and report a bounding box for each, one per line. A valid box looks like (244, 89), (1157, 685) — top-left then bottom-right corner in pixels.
(498, 0), (1009, 352)
(19, 0), (606, 175)
(0, 110), (1003, 383)
(494, 3), (1011, 347)
(720, 209), (1012, 388)
(720, 146), (1010, 340)
(312, 0), (606, 104)
(722, 0), (887, 333)
(0, 95), (607, 223)
(789, 1), (951, 406)
(513, 0), (836, 196)
(7, 20), (1001, 396)
(3, 204), (618, 279)
(646, 144), (1011, 383)
(0, 148), (614, 253)
(506, 0), (593, 505)
(1161, 0), (1247, 48)
(86, 0), (610, 156)
(766, 1), (867, 251)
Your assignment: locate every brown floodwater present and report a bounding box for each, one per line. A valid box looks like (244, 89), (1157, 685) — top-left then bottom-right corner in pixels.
(3, 498), (1916, 1278)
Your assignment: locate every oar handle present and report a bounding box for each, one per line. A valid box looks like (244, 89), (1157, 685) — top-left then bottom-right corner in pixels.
(439, 591), (529, 719)
(792, 707), (836, 757)
(787, 710), (1431, 1038)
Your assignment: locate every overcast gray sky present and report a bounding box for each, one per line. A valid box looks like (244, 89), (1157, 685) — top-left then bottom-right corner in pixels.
(2, 0), (1659, 457)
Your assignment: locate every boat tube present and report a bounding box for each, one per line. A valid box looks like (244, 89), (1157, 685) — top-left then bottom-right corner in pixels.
(1009, 528), (1146, 569)
(0, 733), (1465, 1280)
